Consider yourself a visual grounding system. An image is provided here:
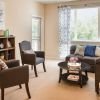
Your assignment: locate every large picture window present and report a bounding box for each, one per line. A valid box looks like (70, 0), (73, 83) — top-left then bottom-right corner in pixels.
(58, 7), (99, 58)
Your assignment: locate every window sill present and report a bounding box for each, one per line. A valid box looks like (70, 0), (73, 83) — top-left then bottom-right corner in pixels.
(71, 40), (100, 42)
(71, 40), (100, 45)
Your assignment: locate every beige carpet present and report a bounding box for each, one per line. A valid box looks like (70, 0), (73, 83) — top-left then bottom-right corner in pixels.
(2, 60), (100, 100)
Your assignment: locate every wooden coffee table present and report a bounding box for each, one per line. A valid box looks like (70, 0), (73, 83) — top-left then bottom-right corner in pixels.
(58, 61), (90, 88)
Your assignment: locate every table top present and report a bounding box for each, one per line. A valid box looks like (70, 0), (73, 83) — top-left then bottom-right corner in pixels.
(58, 61), (90, 72)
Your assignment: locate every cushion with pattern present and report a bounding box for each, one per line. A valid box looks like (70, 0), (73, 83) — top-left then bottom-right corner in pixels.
(0, 59), (8, 71)
(74, 45), (85, 56)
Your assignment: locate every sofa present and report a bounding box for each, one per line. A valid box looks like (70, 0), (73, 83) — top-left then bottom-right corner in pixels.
(65, 45), (100, 72)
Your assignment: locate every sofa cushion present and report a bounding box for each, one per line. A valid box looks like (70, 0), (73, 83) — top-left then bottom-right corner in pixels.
(95, 46), (100, 57)
(84, 45), (96, 57)
(83, 56), (100, 65)
(75, 45), (85, 56)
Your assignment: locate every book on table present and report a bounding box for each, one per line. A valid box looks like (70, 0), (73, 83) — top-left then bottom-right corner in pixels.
(67, 74), (79, 81)
(68, 62), (81, 71)
(67, 62), (81, 81)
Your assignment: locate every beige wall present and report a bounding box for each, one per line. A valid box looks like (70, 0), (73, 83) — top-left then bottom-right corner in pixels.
(5, 1), (45, 60)
(45, 4), (59, 59)
(5, 0), (33, 59)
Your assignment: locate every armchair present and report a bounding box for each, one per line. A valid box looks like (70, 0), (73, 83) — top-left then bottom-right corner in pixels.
(19, 40), (46, 77)
(0, 60), (31, 100)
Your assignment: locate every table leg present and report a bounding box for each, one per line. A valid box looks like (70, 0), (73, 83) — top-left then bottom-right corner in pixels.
(85, 71), (88, 80)
(79, 70), (82, 88)
(59, 68), (62, 83)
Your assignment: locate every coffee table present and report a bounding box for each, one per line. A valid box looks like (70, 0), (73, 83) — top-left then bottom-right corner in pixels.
(58, 61), (90, 88)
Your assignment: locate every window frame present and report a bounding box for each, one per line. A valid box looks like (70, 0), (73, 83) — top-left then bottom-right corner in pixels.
(32, 16), (41, 51)
(70, 7), (99, 41)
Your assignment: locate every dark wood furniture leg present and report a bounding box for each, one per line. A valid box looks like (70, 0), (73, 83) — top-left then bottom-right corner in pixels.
(85, 71), (89, 80)
(43, 62), (46, 72)
(31, 65), (33, 70)
(34, 65), (38, 77)
(25, 83), (31, 99)
(59, 68), (62, 83)
(95, 80), (99, 94)
(1, 88), (4, 100)
(19, 84), (22, 89)
(79, 70), (82, 88)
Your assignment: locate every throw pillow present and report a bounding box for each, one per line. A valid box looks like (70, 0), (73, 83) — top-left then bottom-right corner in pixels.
(0, 59), (8, 71)
(84, 45), (96, 57)
(74, 45), (85, 56)
(95, 46), (100, 56)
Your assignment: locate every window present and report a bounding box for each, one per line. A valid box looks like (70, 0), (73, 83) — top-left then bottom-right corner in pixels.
(70, 7), (98, 41)
(58, 7), (99, 58)
(32, 17), (41, 51)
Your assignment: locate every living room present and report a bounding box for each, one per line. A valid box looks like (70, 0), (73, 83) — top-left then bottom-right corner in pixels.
(0, 0), (100, 100)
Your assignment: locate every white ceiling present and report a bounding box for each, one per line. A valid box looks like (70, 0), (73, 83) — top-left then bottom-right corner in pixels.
(34, 0), (77, 4)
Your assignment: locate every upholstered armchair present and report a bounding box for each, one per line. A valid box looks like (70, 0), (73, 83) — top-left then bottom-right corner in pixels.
(0, 60), (31, 100)
(19, 40), (46, 77)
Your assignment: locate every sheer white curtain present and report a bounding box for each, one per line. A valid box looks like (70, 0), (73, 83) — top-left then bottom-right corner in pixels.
(58, 6), (71, 58)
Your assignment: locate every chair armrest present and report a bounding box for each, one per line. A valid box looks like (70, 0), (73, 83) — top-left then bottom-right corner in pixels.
(22, 53), (36, 65)
(0, 65), (29, 88)
(5, 60), (20, 68)
(35, 51), (45, 58)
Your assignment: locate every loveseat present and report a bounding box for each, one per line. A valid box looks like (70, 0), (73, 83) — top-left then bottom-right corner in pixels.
(65, 45), (100, 72)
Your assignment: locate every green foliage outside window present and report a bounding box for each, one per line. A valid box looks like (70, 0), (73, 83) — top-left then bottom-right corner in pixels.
(70, 8), (98, 41)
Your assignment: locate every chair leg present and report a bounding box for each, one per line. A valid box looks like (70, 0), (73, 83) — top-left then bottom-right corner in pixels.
(31, 65), (33, 70)
(25, 83), (31, 99)
(1, 88), (4, 100)
(34, 65), (38, 77)
(19, 84), (22, 89)
(43, 62), (46, 72)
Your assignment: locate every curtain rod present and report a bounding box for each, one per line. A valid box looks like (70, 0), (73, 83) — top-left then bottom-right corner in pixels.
(58, 2), (100, 8)
(58, 4), (88, 8)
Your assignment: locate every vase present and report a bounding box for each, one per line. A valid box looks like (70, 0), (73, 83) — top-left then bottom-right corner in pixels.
(4, 29), (9, 37)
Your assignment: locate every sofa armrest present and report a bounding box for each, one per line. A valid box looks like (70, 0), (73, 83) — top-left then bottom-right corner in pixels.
(70, 45), (76, 54)
(5, 60), (20, 68)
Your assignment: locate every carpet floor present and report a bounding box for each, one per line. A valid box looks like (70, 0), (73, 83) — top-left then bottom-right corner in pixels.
(1, 60), (100, 100)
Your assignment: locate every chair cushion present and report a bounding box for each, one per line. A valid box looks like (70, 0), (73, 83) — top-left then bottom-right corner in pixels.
(36, 57), (44, 64)
(84, 45), (96, 57)
(0, 59), (8, 71)
(23, 49), (35, 54)
(83, 56), (100, 64)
